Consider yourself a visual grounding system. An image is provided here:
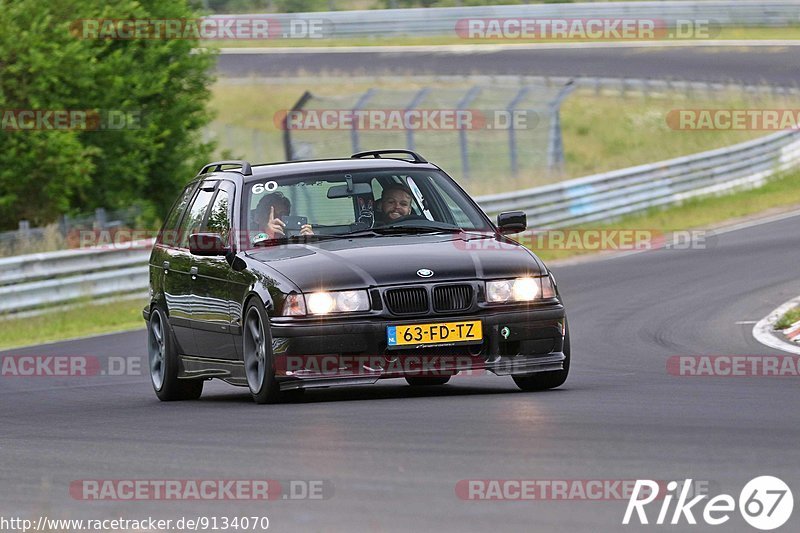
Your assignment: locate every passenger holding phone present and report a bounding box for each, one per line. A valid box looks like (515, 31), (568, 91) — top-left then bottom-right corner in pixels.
(254, 192), (314, 239)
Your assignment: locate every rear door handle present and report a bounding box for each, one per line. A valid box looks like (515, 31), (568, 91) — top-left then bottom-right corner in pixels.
(190, 266), (198, 280)
(162, 261), (170, 273)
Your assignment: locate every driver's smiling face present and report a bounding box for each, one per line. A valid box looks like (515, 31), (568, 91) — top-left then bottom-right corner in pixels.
(382, 189), (413, 220)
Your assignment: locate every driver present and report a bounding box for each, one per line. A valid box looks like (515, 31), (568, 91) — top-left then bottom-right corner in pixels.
(253, 192), (314, 239)
(378, 184), (416, 222)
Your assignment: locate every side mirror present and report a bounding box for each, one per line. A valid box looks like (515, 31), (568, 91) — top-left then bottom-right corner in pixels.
(189, 233), (229, 256)
(497, 211), (527, 234)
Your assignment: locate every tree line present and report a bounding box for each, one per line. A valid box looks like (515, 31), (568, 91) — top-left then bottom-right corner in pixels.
(0, 0), (216, 231)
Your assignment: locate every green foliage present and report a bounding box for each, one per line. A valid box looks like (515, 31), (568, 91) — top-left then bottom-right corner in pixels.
(0, 0), (216, 230)
(775, 307), (800, 330)
(276, 0), (325, 11)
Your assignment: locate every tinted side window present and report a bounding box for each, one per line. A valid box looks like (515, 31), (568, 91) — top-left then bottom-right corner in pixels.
(158, 183), (197, 246)
(178, 188), (215, 249)
(205, 189), (231, 243)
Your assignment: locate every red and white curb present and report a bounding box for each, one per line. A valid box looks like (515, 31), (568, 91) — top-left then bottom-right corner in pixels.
(753, 295), (800, 356)
(785, 321), (800, 342)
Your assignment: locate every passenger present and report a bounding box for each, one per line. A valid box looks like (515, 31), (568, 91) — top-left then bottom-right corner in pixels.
(253, 192), (313, 239)
(377, 184), (416, 223)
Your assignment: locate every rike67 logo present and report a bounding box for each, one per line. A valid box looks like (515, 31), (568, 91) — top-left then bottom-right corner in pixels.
(623, 476), (793, 530)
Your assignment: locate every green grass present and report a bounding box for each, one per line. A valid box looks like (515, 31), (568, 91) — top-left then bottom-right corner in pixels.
(0, 297), (148, 351)
(558, 89), (779, 179)
(202, 25), (800, 48)
(531, 169), (800, 262)
(776, 307), (800, 330)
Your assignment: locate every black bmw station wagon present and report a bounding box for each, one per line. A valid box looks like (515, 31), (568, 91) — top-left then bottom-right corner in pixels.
(145, 150), (570, 404)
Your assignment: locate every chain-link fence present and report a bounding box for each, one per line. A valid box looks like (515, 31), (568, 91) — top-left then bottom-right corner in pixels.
(274, 81), (575, 184)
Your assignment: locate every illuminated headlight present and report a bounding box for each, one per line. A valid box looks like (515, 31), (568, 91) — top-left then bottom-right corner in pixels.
(306, 290), (370, 315)
(307, 292), (336, 315)
(486, 276), (556, 303)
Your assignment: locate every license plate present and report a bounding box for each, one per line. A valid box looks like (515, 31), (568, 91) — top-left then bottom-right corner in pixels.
(387, 320), (482, 347)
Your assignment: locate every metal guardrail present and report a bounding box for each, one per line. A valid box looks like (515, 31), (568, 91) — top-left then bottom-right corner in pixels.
(3, 123), (800, 316)
(475, 129), (800, 226)
(0, 241), (153, 314)
(229, 1), (800, 38)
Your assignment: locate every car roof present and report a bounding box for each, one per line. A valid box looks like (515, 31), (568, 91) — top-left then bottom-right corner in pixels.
(238, 158), (441, 182)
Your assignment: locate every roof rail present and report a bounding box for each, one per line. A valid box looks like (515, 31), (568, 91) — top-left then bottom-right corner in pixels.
(351, 150), (428, 164)
(198, 160), (253, 176)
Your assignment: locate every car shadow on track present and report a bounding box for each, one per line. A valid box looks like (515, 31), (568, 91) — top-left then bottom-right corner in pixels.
(195, 380), (569, 405)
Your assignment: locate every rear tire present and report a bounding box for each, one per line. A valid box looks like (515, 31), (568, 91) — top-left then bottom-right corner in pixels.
(512, 320), (570, 392)
(406, 376), (451, 386)
(243, 299), (281, 404)
(148, 307), (204, 401)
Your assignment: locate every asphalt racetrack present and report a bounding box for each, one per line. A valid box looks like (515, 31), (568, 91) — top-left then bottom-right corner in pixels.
(216, 45), (800, 87)
(3, 210), (800, 532)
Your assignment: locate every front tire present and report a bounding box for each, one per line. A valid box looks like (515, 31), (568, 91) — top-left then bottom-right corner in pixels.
(243, 300), (281, 404)
(148, 307), (203, 401)
(512, 320), (571, 392)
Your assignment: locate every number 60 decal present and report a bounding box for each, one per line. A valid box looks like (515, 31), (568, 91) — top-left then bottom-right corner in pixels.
(252, 181), (278, 195)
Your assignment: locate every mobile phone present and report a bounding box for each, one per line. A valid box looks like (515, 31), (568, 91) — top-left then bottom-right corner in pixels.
(282, 215), (308, 235)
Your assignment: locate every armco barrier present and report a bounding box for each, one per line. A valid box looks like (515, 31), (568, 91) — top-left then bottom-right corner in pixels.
(1, 128), (800, 315)
(226, 1), (800, 39)
(474, 129), (800, 226)
(0, 240), (153, 314)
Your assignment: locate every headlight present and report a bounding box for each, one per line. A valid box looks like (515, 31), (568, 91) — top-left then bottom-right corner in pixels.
(336, 290), (368, 312)
(282, 293), (306, 316)
(302, 290), (370, 316)
(307, 292), (336, 315)
(486, 276), (556, 303)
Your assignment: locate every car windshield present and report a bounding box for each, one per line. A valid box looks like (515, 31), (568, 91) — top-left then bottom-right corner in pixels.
(244, 169), (492, 246)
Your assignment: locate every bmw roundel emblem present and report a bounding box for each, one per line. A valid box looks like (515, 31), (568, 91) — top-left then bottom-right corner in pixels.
(416, 268), (434, 278)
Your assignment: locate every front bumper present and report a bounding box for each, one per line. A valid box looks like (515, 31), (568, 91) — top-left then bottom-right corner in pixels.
(269, 305), (566, 390)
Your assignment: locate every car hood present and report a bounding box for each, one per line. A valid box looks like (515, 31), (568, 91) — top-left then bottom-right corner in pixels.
(246, 233), (544, 291)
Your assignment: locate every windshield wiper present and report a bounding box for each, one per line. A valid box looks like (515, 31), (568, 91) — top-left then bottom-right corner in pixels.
(250, 233), (344, 248)
(372, 225), (463, 235)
